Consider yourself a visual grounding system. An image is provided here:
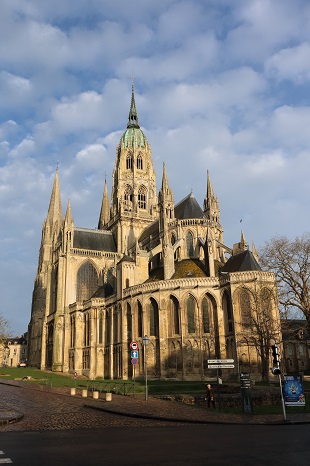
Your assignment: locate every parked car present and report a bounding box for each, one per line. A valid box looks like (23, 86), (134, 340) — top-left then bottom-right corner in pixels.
(18, 361), (27, 367)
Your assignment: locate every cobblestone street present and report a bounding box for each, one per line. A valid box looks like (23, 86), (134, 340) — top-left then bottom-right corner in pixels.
(0, 382), (184, 432)
(1, 380), (310, 432)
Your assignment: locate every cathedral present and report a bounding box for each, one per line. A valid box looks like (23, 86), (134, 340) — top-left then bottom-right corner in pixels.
(28, 86), (281, 381)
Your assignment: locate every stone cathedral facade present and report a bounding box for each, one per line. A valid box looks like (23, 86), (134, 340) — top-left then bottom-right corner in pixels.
(28, 87), (281, 381)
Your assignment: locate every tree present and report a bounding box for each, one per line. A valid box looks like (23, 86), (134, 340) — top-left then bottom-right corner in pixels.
(235, 283), (282, 382)
(0, 313), (10, 343)
(0, 313), (11, 366)
(260, 234), (310, 330)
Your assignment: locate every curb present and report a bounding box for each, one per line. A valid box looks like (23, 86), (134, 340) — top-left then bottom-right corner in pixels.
(0, 411), (24, 426)
(84, 403), (310, 426)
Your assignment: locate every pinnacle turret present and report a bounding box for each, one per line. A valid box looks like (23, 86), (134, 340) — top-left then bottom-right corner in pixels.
(98, 178), (110, 229)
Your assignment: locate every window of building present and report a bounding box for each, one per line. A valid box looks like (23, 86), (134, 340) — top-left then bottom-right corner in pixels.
(169, 295), (180, 336)
(223, 291), (233, 333)
(126, 153), (133, 169)
(137, 301), (143, 338)
(137, 154), (143, 170)
(239, 290), (251, 328)
(124, 185), (133, 204)
(127, 303), (132, 342)
(138, 186), (147, 209)
(150, 298), (159, 337)
(76, 261), (98, 302)
(186, 231), (194, 257)
(187, 295), (196, 334)
(98, 312), (103, 344)
(202, 297), (210, 333)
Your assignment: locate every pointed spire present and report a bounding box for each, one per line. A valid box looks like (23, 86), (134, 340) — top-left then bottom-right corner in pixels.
(64, 199), (73, 224)
(98, 177), (110, 229)
(127, 81), (139, 128)
(252, 241), (259, 262)
(161, 162), (169, 191)
(46, 168), (62, 230)
(203, 170), (220, 223)
(206, 170), (215, 200)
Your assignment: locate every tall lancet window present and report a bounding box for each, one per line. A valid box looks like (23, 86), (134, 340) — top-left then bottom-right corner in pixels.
(137, 153), (143, 170)
(187, 295), (196, 334)
(76, 261), (98, 302)
(186, 231), (194, 257)
(124, 185), (133, 206)
(126, 152), (133, 169)
(138, 185), (147, 209)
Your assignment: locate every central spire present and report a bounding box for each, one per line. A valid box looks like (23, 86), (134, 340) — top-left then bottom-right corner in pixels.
(127, 82), (139, 128)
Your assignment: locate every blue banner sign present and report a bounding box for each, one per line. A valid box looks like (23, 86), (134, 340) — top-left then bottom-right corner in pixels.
(283, 374), (305, 406)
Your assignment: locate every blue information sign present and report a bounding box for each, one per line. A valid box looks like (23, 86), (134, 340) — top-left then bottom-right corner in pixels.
(131, 350), (139, 359)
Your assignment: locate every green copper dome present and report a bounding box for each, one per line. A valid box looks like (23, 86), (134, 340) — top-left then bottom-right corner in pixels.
(121, 126), (147, 148)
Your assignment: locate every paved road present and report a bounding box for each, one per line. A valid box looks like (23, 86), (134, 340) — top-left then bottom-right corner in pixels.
(1, 424), (310, 466)
(0, 382), (309, 465)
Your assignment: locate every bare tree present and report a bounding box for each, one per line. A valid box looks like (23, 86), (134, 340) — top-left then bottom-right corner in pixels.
(0, 313), (11, 366)
(260, 234), (310, 330)
(0, 313), (10, 343)
(236, 284), (281, 382)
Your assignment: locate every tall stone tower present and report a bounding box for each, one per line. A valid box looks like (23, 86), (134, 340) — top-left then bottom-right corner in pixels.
(108, 84), (158, 253)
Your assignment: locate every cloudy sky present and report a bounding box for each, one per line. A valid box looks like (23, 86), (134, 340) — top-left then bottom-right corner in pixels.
(1, 0), (310, 336)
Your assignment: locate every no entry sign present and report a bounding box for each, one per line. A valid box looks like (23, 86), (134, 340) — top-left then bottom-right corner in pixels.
(130, 341), (139, 350)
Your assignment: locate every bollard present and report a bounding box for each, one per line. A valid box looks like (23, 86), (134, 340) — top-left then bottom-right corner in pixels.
(105, 392), (112, 401)
(81, 389), (88, 398)
(70, 387), (76, 396)
(93, 391), (99, 400)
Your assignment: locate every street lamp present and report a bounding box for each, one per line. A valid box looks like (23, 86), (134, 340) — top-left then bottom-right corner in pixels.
(142, 335), (149, 401)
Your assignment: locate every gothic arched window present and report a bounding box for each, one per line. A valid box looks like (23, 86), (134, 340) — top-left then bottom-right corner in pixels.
(169, 295), (180, 336)
(127, 303), (132, 342)
(137, 301), (143, 338)
(124, 185), (133, 203)
(137, 154), (143, 170)
(202, 297), (210, 333)
(138, 185), (147, 209)
(186, 231), (194, 257)
(223, 291), (233, 333)
(149, 298), (159, 337)
(126, 152), (133, 169)
(239, 290), (251, 328)
(187, 295), (196, 334)
(98, 311), (103, 344)
(76, 261), (98, 302)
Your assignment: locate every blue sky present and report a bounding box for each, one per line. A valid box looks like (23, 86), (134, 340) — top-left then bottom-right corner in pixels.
(1, 0), (310, 336)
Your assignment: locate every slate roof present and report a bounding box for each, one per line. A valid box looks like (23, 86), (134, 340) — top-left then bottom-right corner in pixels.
(221, 250), (261, 273)
(73, 228), (116, 252)
(91, 284), (114, 299)
(139, 193), (204, 244)
(174, 193), (204, 220)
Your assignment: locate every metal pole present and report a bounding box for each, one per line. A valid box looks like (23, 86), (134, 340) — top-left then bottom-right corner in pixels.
(145, 348), (148, 401)
(143, 335), (149, 401)
(279, 374), (287, 421)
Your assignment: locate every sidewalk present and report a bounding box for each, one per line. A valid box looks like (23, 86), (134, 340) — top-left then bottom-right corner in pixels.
(1, 379), (310, 427)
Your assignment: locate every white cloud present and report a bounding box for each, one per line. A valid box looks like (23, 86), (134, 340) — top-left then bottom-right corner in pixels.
(266, 42), (310, 83)
(1, 0), (310, 336)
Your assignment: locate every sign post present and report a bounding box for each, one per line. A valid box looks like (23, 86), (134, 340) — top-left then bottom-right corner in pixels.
(130, 342), (139, 397)
(240, 372), (252, 414)
(207, 359), (235, 411)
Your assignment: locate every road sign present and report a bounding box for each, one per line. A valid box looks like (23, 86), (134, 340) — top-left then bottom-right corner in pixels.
(208, 359), (234, 364)
(130, 341), (139, 350)
(131, 350), (139, 359)
(131, 358), (138, 365)
(208, 364), (235, 369)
